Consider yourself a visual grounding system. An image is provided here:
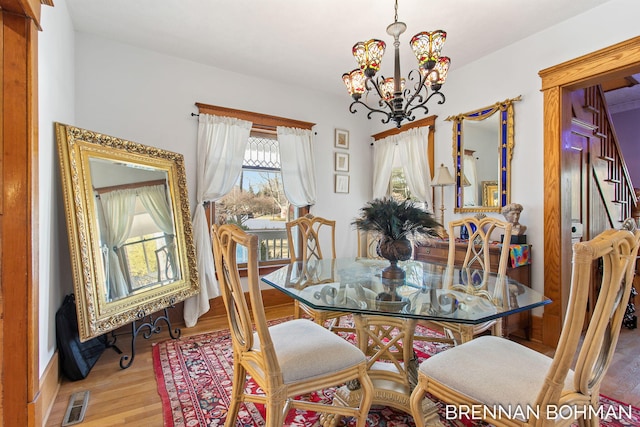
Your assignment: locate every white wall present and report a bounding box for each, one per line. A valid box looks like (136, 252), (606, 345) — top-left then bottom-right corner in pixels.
(38, 0), (76, 376)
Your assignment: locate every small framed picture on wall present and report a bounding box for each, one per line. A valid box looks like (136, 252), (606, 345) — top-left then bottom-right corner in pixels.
(335, 129), (349, 149)
(334, 152), (349, 172)
(335, 174), (350, 194)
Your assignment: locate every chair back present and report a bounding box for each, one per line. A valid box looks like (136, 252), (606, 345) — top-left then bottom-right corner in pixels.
(444, 217), (512, 299)
(539, 227), (640, 409)
(211, 224), (279, 379)
(447, 216), (513, 274)
(357, 229), (381, 259)
(286, 214), (336, 262)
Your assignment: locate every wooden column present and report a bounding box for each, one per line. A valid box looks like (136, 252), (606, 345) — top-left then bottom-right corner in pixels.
(0, 0), (42, 425)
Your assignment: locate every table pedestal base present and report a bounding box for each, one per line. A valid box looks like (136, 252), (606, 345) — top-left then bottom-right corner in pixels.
(320, 315), (446, 427)
(326, 381), (444, 427)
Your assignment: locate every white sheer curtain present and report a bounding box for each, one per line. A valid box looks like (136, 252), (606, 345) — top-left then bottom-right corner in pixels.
(372, 136), (396, 199)
(373, 126), (433, 208)
(184, 114), (252, 327)
(396, 127), (433, 208)
(138, 184), (178, 280)
(463, 153), (478, 206)
(277, 126), (316, 207)
(138, 184), (174, 234)
(99, 188), (137, 300)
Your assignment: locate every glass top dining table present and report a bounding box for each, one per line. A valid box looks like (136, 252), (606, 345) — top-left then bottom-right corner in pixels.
(262, 257), (551, 425)
(261, 257), (550, 325)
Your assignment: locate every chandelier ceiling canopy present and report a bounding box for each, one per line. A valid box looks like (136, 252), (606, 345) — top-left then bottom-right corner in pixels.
(342, 0), (450, 128)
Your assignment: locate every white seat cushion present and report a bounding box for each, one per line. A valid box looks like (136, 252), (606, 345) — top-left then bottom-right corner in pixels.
(254, 318), (366, 384)
(419, 335), (575, 421)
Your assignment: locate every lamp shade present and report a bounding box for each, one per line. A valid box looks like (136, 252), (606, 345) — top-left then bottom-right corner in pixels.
(352, 39), (386, 78)
(380, 77), (405, 101)
(431, 163), (455, 186)
(342, 69), (366, 99)
(410, 30), (447, 70)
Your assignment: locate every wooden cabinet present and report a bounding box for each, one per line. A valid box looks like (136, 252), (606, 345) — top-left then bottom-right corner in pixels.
(414, 239), (532, 339)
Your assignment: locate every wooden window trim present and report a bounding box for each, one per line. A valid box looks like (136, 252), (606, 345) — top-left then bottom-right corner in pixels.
(196, 102), (315, 131)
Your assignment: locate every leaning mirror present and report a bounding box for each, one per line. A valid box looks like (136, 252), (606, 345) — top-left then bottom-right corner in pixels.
(56, 123), (199, 341)
(446, 96), (521, 213)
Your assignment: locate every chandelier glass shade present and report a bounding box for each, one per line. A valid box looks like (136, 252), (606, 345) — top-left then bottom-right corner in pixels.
(353, 39), (386, 77)
(342, 0), (450, 128)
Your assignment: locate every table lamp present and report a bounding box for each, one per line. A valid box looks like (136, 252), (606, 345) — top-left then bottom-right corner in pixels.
(431, 163), (456, 225)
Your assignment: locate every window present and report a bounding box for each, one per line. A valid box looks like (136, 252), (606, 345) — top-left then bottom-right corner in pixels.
(389, 167), (413, 201)
(214, 132), (297, 264)
(197, 103), (314, 272)
(388, 167), (430, 213)
(372, 115), (436, 208)
(120, 198), (177, 289)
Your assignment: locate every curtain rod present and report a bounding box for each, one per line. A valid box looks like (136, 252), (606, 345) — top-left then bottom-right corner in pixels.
(191, 113), (317, 134)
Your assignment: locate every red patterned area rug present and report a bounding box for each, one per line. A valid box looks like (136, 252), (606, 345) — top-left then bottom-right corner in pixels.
(153, 320), (640, 427)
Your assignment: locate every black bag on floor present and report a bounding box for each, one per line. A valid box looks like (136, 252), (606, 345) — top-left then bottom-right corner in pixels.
(56, 294), (108, 381)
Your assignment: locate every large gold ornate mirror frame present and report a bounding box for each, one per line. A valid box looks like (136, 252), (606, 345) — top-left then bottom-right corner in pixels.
(56, 123), (199, 342)
(447, 96), (521, 213)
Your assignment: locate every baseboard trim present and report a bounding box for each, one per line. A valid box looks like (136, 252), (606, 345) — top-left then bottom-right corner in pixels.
(39, 350), (61, 427)
(189, 289), (294, 325)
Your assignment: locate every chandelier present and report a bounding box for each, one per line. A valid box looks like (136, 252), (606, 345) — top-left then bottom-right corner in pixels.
(342, 0), (450, 128)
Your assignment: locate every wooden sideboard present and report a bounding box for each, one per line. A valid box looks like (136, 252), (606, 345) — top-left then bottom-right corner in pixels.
(414, 239), (532, 339)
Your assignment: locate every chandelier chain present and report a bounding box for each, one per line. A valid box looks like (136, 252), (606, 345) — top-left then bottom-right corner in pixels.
(394, 0), (399, 24)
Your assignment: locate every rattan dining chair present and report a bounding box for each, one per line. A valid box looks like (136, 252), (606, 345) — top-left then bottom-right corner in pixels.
(410, 226), (640, 427)
(424, 216), (513, 345)
(212, 223), (374, 427)
(286, 214), (351, 332)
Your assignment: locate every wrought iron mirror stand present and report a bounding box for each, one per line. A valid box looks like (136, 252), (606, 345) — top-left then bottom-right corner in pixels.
(56, 123), (199, 368)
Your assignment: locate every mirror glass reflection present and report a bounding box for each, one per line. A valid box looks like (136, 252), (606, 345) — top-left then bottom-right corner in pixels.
(460, 113), (500, 208)
(447, 96), (521, 213)
(90, 158), (180, 302)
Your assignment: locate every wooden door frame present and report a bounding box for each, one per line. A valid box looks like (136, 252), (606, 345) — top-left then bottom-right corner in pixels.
(539, 36), (640, 346)
(0, 0), (44, 425)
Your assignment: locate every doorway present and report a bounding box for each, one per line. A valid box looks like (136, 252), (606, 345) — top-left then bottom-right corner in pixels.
(540, 36), (640, 346)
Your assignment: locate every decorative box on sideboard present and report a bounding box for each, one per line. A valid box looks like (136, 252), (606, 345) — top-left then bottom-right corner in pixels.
(414, 239), (532, 339)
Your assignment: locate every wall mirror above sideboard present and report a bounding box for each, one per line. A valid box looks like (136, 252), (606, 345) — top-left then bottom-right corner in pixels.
(446, 95), (521, 213)
(56, 123), (199, 342)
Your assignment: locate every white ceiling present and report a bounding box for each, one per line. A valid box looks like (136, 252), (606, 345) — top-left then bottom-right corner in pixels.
(603, 74), (640, 114)
(64, 0), (618, 99)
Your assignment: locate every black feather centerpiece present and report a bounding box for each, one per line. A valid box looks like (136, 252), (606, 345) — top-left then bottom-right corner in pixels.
(352, 198), (441, 280)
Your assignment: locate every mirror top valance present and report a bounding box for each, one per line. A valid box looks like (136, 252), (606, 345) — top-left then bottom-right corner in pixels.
(446, 95), (521, 213)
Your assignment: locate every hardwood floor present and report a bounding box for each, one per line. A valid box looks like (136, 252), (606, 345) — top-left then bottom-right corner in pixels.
(45, 304), (295, 427)
(45, 304), (640, 426)
(512, 326), (640, 407)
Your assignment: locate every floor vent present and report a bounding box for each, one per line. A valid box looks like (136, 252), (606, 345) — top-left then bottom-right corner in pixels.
(61, 390), (90, 426)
